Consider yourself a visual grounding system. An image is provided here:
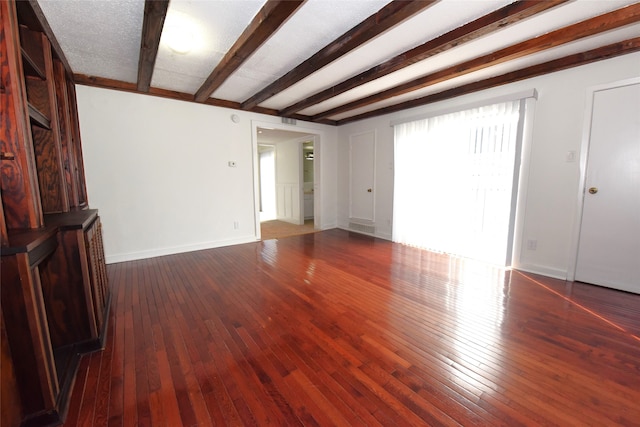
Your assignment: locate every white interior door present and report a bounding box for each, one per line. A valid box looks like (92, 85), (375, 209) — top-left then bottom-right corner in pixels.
(575, 81), (640, 293)
(349, 131), (376, 221)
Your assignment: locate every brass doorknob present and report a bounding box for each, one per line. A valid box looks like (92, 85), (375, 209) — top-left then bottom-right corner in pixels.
(588, 187), (598, 194)
(367, 188), (372, 193)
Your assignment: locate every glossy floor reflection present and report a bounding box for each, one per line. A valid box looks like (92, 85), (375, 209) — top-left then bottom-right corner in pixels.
(65, 229), (640, 426)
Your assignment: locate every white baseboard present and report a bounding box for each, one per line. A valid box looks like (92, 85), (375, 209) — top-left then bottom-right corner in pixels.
(105, 236), (258, 264)
(337, 225), (391, 241)
(513, 264), (568, 280)
(320, 221), (338, 230)
(376, 231), (392, 241)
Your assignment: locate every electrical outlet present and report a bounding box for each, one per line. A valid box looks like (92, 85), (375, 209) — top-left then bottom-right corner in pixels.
(526, 239), (537, 251)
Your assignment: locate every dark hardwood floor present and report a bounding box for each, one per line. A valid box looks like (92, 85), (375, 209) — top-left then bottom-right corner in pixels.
(64, 229), (640, 426)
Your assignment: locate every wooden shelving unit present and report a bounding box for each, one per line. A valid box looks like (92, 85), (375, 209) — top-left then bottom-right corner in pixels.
(1, 1), (110, 426)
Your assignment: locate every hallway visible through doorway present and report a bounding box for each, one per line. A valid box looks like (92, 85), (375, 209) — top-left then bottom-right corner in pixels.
(261, 219), (316, 240)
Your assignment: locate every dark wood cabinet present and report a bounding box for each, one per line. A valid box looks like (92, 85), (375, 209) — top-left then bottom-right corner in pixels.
(1, 228), (65, 426)
(1, 304), (24, 427)
(1, 1), (109, 426)
(45, 210), (110, 351)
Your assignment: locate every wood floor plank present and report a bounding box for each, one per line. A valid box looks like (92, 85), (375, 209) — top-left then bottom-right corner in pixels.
(106, 263), (125, 427)
(92, 313), (115, 427)
(64, 352), (90, 426)
(76, 351), (101, 426)
(63, 229), (640, 426)
(121, 300), (137, 425)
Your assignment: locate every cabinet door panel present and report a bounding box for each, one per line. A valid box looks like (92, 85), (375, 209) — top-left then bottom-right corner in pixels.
(1, 306), (23, 427)
(53, 60), (79, 208)
(85, 218), (108, 334)
(0, 253), (58, 415)
(66, 83), (88, 207)
(41, 229), (94, 345)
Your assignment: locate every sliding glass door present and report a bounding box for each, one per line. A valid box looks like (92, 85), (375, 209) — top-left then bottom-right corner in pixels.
(393, 99), (526, 266)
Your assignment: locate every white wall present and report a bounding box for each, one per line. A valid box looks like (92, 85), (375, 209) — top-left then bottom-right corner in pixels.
(77, 53), (639, 274)
(76, 86), (337, 263)
(336, 52), (640, 279)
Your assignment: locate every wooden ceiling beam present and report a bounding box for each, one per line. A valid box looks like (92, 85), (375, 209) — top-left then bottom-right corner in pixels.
(280, 0), (568, 116)
(137, 0), (169, 92)
(240, 0), (439, 111)
(194, 0), (305, 103)
(73, 73), (336, 125)
(315, 3), (640, 121)
(336, 38), (640, 125)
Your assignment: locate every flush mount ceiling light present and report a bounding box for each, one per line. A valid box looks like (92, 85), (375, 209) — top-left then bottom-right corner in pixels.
(164, 26), (194, 54)
(161, 11), (201, 55)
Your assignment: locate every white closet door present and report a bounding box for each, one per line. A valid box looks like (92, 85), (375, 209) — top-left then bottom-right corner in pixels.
(576, 82), (640, 294)
(349, 131), (376, 221)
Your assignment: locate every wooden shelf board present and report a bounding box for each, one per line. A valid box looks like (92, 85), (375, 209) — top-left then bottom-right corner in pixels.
(28, 102), (51, 129)
(21, 48), (46, 79)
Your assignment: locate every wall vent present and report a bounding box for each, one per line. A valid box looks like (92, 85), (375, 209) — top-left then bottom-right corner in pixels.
(348, 222), (376, 235)
(282, 117), (297, 125)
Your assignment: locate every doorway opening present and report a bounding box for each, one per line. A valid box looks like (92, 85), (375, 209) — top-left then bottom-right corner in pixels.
(254, 126), (320, 240)
(303, 140), (315, 221)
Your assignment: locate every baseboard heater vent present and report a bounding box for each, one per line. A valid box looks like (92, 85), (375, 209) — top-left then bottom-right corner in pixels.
(348, 222), (376, 235)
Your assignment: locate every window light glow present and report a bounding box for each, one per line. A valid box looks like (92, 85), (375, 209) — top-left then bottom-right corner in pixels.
(392, 100), (523, 266)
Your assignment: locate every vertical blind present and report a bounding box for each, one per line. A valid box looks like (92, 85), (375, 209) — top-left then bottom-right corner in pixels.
(393, 100), (523, 265)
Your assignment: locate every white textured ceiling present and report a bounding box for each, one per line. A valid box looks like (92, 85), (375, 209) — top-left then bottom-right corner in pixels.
(297, 1), (640, 118)
(151, 0), (266, 94)
(259, 0), (513, 110)
(38, 0), (143, 83)
(328, 22), (640, 121)
(36, 0), (640, 124)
